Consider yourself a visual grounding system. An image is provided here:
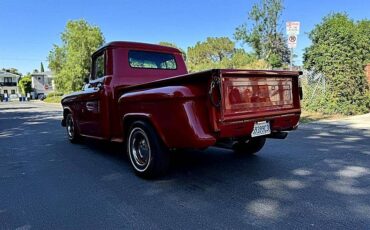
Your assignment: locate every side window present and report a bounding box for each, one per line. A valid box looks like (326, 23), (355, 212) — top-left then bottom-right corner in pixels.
(92, 52), (105, 80)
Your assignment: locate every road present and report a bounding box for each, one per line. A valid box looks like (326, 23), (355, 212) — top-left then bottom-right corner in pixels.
(1, 101), (370, 229)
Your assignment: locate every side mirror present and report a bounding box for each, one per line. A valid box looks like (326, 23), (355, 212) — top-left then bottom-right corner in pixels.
(82, 75), (91, 91)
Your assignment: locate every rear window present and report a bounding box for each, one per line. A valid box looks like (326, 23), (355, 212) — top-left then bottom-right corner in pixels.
(128, 50), (177, 70)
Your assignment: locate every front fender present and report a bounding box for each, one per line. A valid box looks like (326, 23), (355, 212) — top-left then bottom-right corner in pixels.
(61, 106), (73, 127)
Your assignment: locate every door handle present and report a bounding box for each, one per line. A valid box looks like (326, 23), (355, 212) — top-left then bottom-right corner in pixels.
(86, 102), (97, 112)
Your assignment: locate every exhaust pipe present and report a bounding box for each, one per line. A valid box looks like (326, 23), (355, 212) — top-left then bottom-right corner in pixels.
(267, 132), (288, 139)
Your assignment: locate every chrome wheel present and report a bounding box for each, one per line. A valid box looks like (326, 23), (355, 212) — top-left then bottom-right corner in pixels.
(66, 115), (75, 139)
(126, 121), (169, 178)
(128, 127), (151, 172)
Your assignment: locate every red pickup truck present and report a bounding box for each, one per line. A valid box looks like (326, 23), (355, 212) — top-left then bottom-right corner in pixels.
(61, 41), (302, 178)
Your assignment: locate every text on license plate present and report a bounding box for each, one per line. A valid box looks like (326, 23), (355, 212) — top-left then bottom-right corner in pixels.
(251, 121), (271, 137)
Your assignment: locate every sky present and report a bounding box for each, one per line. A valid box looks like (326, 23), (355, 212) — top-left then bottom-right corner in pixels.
(0, 0), (369, 74)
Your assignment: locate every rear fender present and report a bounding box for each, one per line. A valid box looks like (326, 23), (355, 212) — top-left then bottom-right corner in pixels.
(119, 85), (216, 149)
(122, 113), (162, 142)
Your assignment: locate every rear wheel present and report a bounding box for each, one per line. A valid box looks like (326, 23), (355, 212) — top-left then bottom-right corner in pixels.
(66, 113), (80, 143)
(127, 121), (169, 178)
(232, 137), (266, 155)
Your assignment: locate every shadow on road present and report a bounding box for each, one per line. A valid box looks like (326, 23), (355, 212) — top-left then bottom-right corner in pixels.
(0, 106), (37, 111)
(72, 120), (370, 227)
(1, 105), (370, 228)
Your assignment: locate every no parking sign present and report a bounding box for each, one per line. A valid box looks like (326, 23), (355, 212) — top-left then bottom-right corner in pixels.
(288, 34), (298, 48)
(286, 21), (300, 49)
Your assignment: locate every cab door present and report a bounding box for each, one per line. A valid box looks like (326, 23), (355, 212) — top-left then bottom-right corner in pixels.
(78, 51), (106, 138)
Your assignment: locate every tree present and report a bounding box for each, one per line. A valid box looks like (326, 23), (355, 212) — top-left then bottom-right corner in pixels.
(234, 0), (290, 68)
(187, 37), (235, 72)
(18, 75), (32, 95)
(48, 45), (65, 75)
(40, 62), (45, 72)
(187, 37), (267, 72)
(303, 13), (370, 115)
(228, 49), (256, 68)
(158, 41), (187, 60)
(48, 19), (105, 93)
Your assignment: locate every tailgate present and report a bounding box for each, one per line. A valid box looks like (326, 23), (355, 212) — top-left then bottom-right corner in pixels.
(220, 70), (300, 123)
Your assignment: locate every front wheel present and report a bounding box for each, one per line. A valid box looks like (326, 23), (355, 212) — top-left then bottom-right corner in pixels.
(66, 113), (80, 143)
(232, 137), (266, 155)
(127, 121), (169, 178)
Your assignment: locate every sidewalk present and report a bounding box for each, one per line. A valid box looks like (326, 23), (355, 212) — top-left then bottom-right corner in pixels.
(0, 100), (62, 109)
(313, 113), (370, 129)
(300, 113), (370, 134)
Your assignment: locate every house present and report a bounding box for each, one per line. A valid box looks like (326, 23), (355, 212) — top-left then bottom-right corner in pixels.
(31, 71), (55, 97)
(0, 70), (21, 98)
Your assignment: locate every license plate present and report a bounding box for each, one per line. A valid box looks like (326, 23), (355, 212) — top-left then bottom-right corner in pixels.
(251, 121), (271, 137)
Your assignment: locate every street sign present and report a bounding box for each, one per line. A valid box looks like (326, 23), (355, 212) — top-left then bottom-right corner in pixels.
(286, 21), (300, 70)
(286, 21), (300, 35)
(288, 35), (297, 48)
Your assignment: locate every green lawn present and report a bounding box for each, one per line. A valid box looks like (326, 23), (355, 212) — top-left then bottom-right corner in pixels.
(43, 96), (63, 103)
(300, 110), (344, 123)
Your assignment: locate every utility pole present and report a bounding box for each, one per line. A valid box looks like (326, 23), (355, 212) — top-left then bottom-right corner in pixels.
(290, 48), (294, 70)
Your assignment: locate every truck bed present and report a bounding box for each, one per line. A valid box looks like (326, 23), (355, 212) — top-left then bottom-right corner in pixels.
(118, 69), (301, 146)
(119, 69), (301, 94)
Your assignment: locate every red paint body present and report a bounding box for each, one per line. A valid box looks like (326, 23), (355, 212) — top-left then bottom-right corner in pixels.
(61, 41), (301, 149)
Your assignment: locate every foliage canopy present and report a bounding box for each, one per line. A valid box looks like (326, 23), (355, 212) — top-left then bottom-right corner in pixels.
(186, 37), (268, 72)
(48, 19), (105, 93)
(234, 0), (290, 68)
(303, 13), (370, 115)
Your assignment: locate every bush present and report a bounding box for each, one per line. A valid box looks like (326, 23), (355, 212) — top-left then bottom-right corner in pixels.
(18, 76), (32, 95)
(47, 92), (64, 97)
(302, 77), (370, 115)
(303, 13), (370, 115)
(43, 95), (63, 103)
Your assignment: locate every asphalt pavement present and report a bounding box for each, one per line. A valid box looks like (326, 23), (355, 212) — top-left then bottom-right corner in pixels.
(1, 101), (370, 229)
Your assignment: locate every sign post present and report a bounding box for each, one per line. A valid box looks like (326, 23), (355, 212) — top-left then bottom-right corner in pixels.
(286, 21), (300, 70)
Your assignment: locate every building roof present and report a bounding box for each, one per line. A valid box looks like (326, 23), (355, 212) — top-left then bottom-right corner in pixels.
(31, 71), (53, 78)
(0, 71), (21, 78)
